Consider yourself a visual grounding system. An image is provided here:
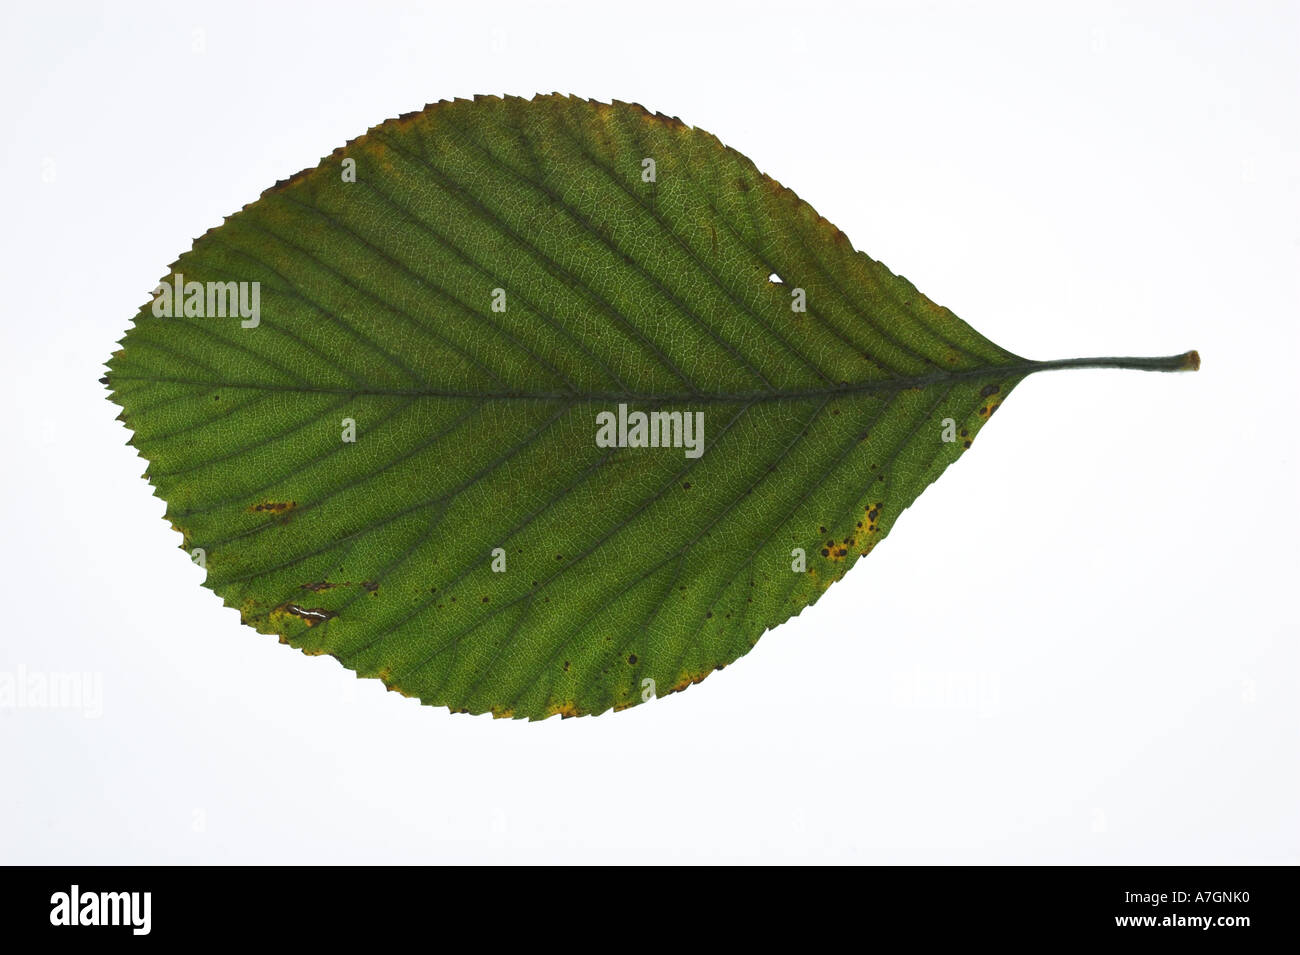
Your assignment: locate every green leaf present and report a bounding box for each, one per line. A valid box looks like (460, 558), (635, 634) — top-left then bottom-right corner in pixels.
(104, 94), (1198, 719)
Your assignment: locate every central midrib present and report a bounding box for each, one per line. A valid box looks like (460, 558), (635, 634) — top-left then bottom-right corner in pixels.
(107, 353), (1197, 404)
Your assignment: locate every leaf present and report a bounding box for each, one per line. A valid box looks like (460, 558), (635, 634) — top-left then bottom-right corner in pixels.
(104, 94), (1198, 720)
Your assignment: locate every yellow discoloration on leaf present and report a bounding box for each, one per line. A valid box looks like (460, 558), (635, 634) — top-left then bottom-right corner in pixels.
(237, 596), (265, 626)
(168, 522), (192, 549)
(668, 671), (711, 695)
(819, 530), (859, 563)
(270, 601), (335, 628)
(863, 501), (884, 533)
(275, 630), (329, 656)
(545, 700), (581, 719)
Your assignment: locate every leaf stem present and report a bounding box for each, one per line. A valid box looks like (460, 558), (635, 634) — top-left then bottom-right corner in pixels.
(1028, 351), (1200, 374)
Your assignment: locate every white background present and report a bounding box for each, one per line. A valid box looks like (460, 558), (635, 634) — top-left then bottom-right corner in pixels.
(1, 0), (1295, 864)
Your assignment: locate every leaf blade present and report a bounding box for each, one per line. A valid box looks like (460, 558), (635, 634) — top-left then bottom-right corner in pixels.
(106, 95), (1182, 719)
